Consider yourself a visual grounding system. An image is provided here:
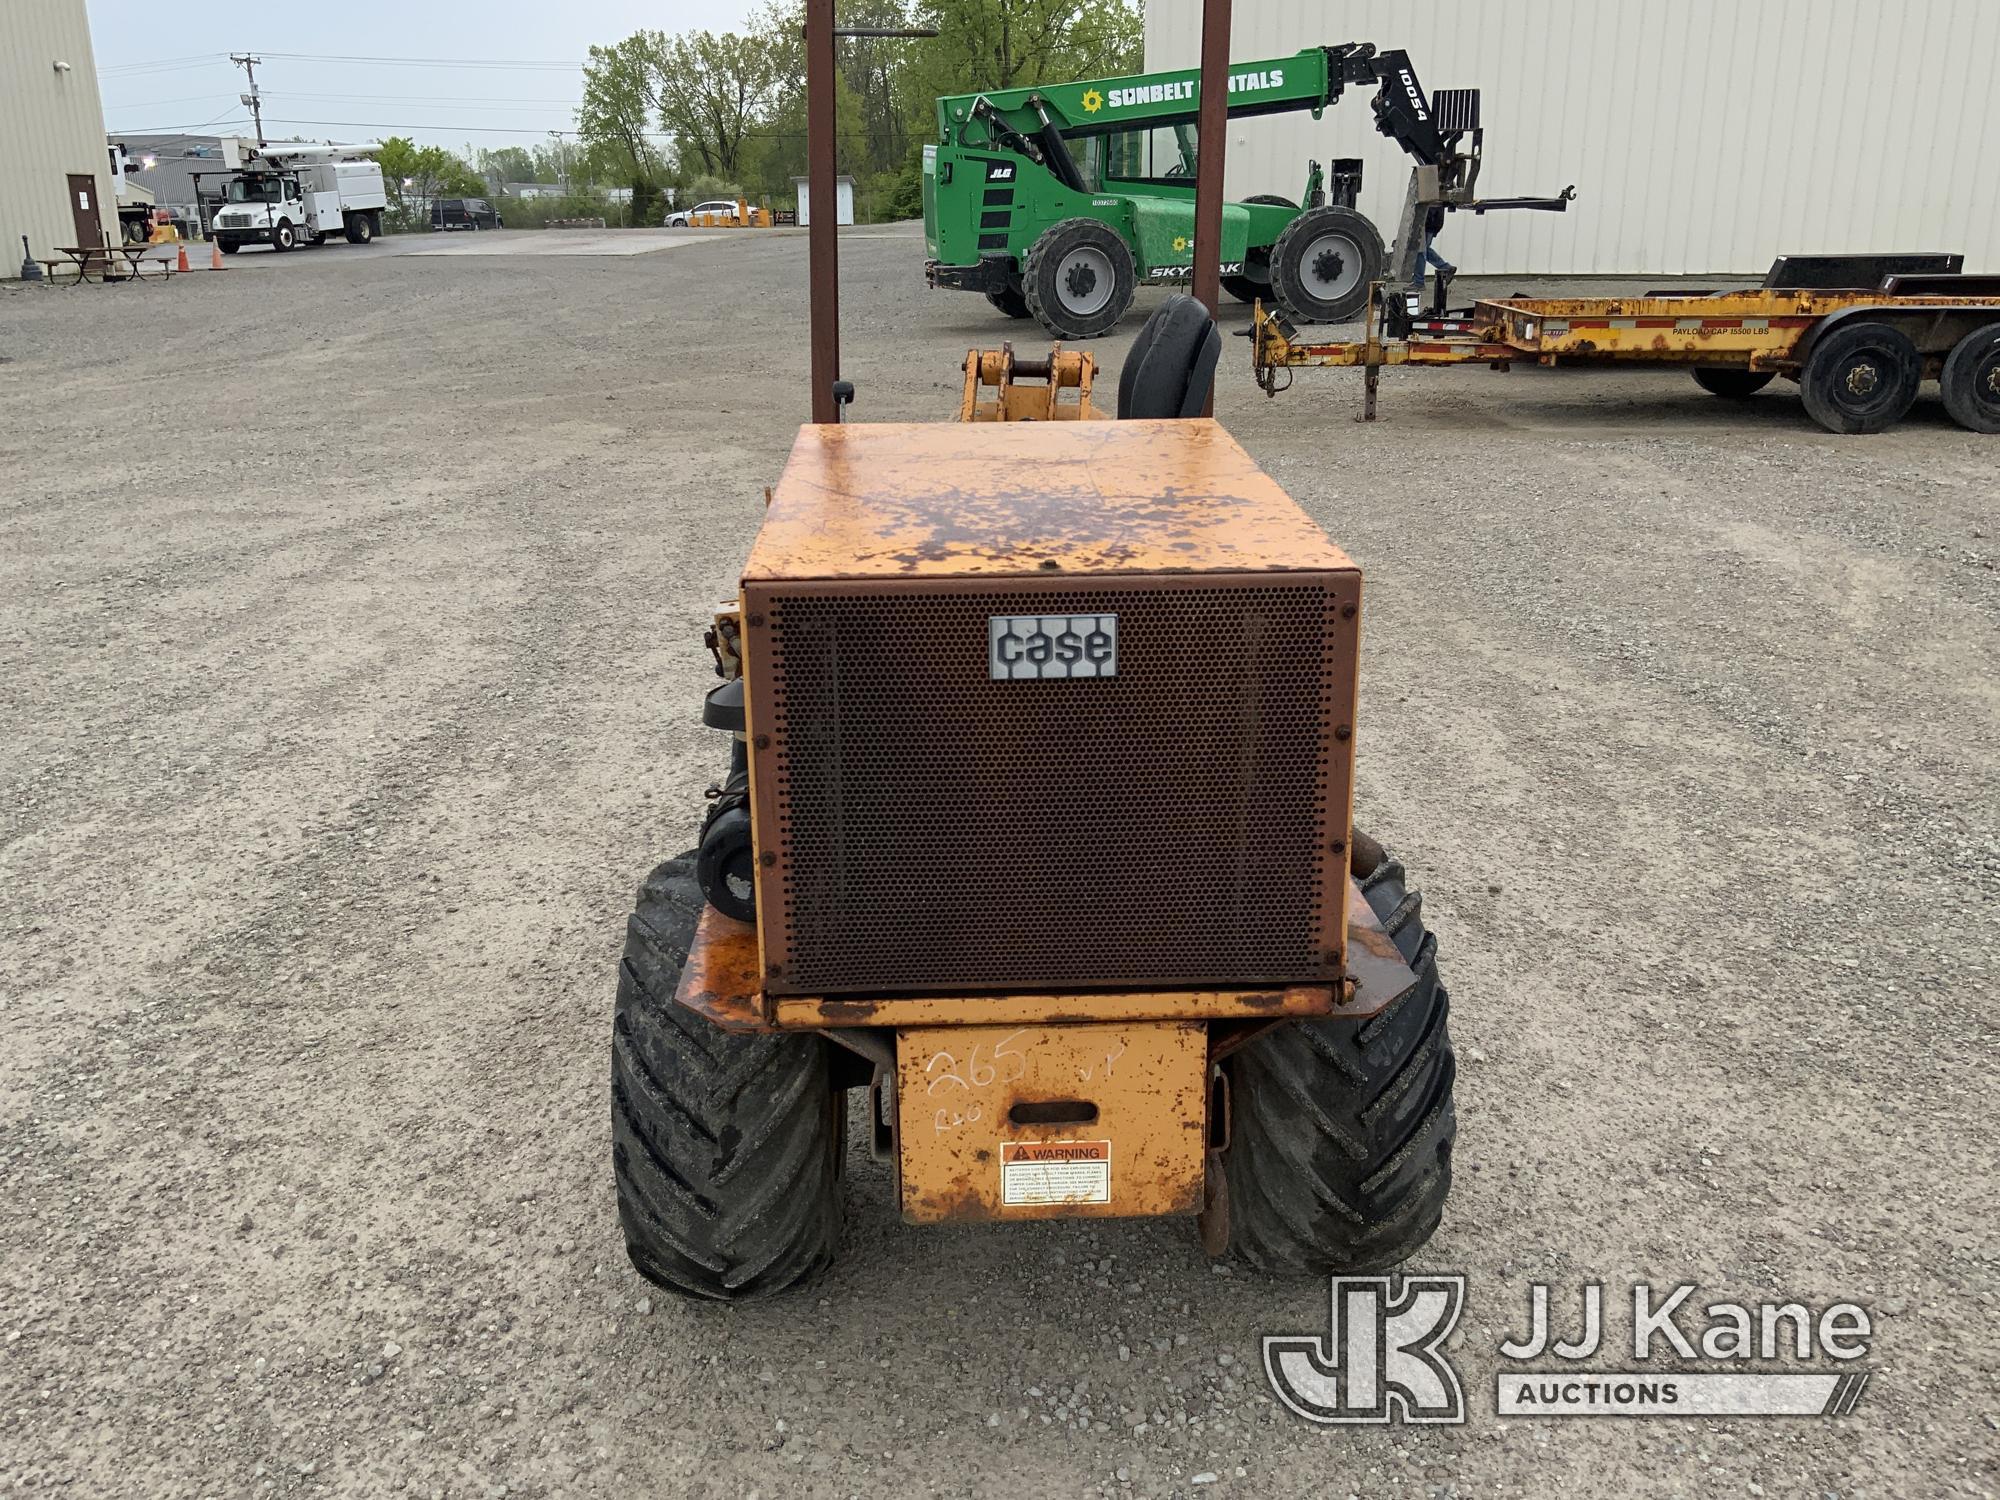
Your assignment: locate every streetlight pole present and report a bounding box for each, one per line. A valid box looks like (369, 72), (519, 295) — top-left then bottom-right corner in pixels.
(230, 53), (265, 145)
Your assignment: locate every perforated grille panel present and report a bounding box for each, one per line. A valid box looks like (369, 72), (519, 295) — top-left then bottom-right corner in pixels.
(747, 575), (1353, 996)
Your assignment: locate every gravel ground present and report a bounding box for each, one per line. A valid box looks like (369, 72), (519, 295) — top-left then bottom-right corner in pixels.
(3, 224), (1995, 1500)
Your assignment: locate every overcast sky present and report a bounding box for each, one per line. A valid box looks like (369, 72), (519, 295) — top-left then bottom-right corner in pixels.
(88, 0), (763, 152)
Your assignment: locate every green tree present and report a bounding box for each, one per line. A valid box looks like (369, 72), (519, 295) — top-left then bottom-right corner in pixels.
(532, 138), (582, 189)
(647, 25), (778, 177)
(910, 0), (1143, 91)
(578, 35), (669, 209)
(376, 137), (485, 230)
(475, 145), (538, 187)
(572, 0), (1143, 224)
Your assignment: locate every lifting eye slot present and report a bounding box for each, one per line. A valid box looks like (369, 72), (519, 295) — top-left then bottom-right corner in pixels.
(1009, 1099), (1099, 1126)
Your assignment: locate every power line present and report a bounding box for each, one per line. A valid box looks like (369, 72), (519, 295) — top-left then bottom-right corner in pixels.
(97, 91), (241, 111)
(98, 54), (227, 75)
(255, 52), (582, 70)
(268, 90), (584, 106)
(106, 117), (253, 136)
(256, 117), (576, 135)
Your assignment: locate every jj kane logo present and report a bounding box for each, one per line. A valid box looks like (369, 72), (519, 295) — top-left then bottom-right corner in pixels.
(1264, 1276), (1467, 1424)
(1263, 1277), (1876, 1426)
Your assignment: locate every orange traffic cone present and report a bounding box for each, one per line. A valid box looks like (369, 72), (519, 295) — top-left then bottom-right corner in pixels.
(210, 240), (224, 270)
(176, 244), (190, 273)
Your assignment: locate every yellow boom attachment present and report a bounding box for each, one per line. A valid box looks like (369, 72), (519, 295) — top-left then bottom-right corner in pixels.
(959, 342), (1103, 421)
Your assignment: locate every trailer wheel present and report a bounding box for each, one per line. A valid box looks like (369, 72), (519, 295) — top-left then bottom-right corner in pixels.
(1940, 322), (2000, 434)
(1692, 368), (1775, 398)
(1023, 218), (1136, 340)
(271, 221), (296, 253)
(1269, 205), (1383, 324)
(985, 281), (1032, 319)
(611, 852), (844, 1301)
(344, 214), (374, 245)
(1214, 832), (1456, 1274)
(1800, 321), (1921, 433)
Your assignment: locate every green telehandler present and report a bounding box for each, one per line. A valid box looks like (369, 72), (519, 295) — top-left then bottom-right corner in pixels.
(922, 42), (1572, 339)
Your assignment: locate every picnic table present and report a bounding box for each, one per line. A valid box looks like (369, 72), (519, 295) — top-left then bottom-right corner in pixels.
(38, 243), (179, 286)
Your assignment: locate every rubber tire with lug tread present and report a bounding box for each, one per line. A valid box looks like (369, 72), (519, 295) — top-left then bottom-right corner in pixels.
(1219, 275), (1264, 306)
(1692, 368), (1775, 398)
(1023, 217), (1136, 340)
(217, 239), (239, 255)
(272, 222), (295, 252)
(1269, 205), (1384, 324)
(985, 281), (1032, 319)
(344, 215), (373, 245)
(1222, 194), (1297, 304)
(1217, 831), (1456, 1274)
(1940, 321), (2000, 433)
(1800, 320), (1921, 434)
(611, 852), (844, 1301)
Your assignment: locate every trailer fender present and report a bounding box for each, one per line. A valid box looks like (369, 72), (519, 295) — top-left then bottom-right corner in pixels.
(1796, 302), (2000, 363)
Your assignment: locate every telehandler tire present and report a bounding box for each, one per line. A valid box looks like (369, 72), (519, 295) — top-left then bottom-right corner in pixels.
(1216, 831), (1456, 1274)
(1222, 193), (1296, 303)
(985, 282), (1033, 319)
(1269, 205), (1383, 324)
(610, 852), (844, 1301)
(1023, 218), (1136, 340)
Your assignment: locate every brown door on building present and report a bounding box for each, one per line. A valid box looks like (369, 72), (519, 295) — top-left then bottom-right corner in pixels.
(66, 173), (105, 270)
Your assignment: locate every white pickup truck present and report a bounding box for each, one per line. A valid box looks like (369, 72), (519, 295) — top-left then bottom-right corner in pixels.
(209, 144), (388, 254)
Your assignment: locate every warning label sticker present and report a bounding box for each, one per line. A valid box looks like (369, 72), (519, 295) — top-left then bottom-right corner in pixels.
(1000, 1140), (1111, 1206)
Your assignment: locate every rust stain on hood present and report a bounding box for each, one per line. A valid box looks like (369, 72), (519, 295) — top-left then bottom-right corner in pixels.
(742, 419), (1358, 582)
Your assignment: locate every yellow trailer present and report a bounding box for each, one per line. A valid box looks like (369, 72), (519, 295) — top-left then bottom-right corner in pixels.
(1252, 254), (2000, 434)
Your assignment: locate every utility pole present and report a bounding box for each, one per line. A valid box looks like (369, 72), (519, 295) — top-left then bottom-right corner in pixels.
(1190, 0), (1232, 324)
(231, 53), (265, 146)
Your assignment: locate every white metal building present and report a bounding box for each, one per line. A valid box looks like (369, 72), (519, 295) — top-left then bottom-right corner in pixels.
(1145, 0), (2000, 276)
(1, 0), (118, 275)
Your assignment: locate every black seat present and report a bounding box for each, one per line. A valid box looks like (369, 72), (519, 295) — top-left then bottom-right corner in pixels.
(1118, 295), (1222, 419)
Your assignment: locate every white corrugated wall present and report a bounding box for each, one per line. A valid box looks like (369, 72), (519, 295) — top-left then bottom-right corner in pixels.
(1, 0), (117, 275)
(1145, 0), (2000, 275)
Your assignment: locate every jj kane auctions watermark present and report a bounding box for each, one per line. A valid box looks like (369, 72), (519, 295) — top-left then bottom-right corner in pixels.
(1264, 1277), (1875, 1424)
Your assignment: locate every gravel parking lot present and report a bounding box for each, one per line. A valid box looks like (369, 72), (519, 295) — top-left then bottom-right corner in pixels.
(3, 224), (1995, 1499)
